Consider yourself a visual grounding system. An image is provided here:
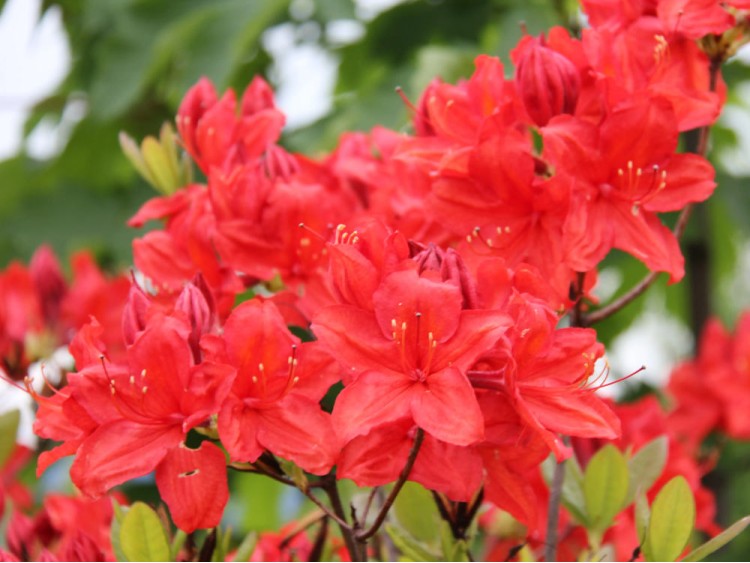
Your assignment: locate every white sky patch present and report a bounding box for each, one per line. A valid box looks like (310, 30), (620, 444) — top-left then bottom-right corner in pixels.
(0, 0), (70, 160)
(263, 23), (338, 130)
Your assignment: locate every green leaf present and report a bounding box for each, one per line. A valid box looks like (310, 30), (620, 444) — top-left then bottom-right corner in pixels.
(231, 531), (258, 562)
(642, 476), (696, 562)
(447, 538), (470, 562)
(110, 500), (128, 562)
(213, 527), (232, 562)
(634, 491), (651, 545)
(393, 482), (440, 544)
(119, 502), (171, 562)
(0, 410), (21, 467)
(682, 515), (750, 561)
(626, 436), (668, 505)
(278, 458), (309, 492)
(385, 523), (441, 562)
(170, 530), (187, 561)
(583, 444), (630, 532)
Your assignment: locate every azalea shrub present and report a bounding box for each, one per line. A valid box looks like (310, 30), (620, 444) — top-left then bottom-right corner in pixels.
(2, 0), (750, 561)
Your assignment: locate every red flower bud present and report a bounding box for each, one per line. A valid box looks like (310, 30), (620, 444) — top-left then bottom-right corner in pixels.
(413, 244), (479, 310)
(515, 36), (580, 127)
(121, 283), (150, 347)
(175, 275), (215, 362)
(29, 245), (67, 326)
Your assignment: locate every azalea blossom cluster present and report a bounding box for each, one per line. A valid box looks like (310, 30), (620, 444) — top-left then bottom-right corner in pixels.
(1, 0), (750, 560)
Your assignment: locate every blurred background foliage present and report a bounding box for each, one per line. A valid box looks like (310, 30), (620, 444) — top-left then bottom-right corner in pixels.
(2, 0), (750, 558)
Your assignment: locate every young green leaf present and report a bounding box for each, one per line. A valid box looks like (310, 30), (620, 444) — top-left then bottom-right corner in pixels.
(626, 436), (668, 505)
(170, 530), (187, 561)
(385, 523), (441, 562)
(682, 515), (750, 562)
(110, 501), (128, 563)
(231, 532), (258, 562)
(634, 491), (651, 545)
(583, 444), (629, 532)
(278, 458), (309, 492)
(394, 482), (440, 544)
(642, 476), (695, 562)
(119, 502), (171, 562)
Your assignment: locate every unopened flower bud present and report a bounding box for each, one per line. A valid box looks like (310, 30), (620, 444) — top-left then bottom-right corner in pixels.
(121, 283), (151, 347)
(413, 244), (479, 309)
(29, 245), (67, 326)
(175, 274), (215, 362)
(515, 36), (580, 127)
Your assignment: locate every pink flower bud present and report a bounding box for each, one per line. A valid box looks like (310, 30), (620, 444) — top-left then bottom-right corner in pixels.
(515, 36), (580, 127)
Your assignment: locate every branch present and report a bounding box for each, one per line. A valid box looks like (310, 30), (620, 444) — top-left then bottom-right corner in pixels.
(356, 428), (425, 542)
(322, 477), (362, 562)
(544, 438), (569, 562)
(301, 486), (354, 531)
(361, 486), (380, 525)
(582, 202), (695, 326)
(228, 460), (352, 531)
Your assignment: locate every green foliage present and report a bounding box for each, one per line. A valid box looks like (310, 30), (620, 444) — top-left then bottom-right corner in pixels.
(393, 482), (440, 544)
(583, 444), (629, 535)
(625, 436), (669, 505)
(0, 410), (20, 468)
(230, 531), (258, 562)
(119, 501), (171, 562)
(683, 516), (750, 562)
(642, 476), (696, 562)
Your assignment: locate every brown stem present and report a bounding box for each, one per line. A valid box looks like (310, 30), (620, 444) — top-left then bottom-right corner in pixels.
(323, 477), (362, 562)
(432, 490), (461, 537)
(356, 428), (425, 543)
(462, 488), (485, 534)
(544, 439), (569, 562)
(309, 518), (329, 562)
(229, 461), (352, 534)
(302, 486), (354, 530)
(361, 486), (380, 525)
(228, 461), (296, 487)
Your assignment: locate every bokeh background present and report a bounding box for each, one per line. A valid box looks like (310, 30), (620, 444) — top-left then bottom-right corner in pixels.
(1, 0), (750, 558)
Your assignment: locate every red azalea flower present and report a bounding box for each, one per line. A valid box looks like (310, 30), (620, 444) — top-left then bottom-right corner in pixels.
(542, 96), (715, 280)
(52, 315), (235, 532)
(314, 268), (509, 446)
(206, 299), (340, 475)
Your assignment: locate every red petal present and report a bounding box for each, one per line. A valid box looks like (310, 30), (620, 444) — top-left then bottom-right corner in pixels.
(412, 367), (484, 446)
(256, 395), (339, 475)
(332, 370), (414, 442)
(156, 441), (229, 533)
(70, 420), (182, 497)
(217, 398), (264, 462)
